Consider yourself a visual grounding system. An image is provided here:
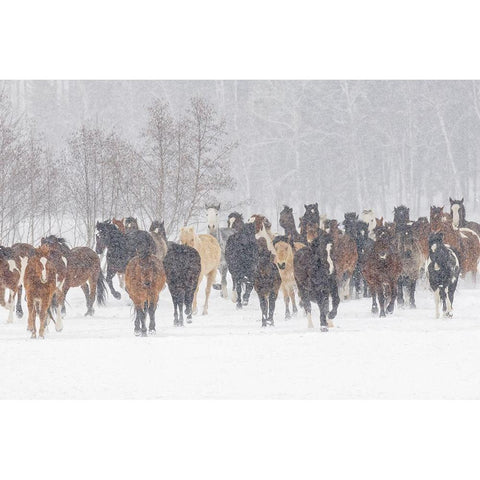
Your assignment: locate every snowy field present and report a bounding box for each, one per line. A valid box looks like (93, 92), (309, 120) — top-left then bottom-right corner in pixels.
(1, 276), (480, 399)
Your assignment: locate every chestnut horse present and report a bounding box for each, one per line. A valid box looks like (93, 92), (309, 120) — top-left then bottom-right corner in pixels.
(41, 236), (107, 320)
(24, 245), (58, 338)
(125, 252), (166, 336)
(112, 218), (126, 233)
(324, 219), (358, 300)
(179, 226), (221, 315)
(362, 225), (402, 317)
(273, 236), (298, 319)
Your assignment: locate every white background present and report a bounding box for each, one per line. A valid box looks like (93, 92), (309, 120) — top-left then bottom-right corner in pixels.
(1, 1), (480, 479)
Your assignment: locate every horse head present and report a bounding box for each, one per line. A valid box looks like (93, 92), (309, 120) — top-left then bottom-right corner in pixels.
(272, 235), (292, 270)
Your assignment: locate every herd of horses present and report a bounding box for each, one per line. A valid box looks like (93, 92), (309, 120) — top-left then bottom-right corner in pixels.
(0, 198), (477, 337)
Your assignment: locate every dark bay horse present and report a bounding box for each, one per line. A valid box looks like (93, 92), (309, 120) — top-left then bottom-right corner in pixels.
(279, 205), (304, 244)
(95, 221), (157, 299)
(362, 225), (402, 317)
(294, 231), (339, 331)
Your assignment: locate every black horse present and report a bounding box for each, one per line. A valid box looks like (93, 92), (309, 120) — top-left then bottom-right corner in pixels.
(225, 222), (258, 309)
(343, 214), (373, 299)
(95, 220), (156, 299)
(294, 231), (340, 331)
(163, 243), (201, 326)
(427, 232), (460, 318)
(227, 212), (245, 232)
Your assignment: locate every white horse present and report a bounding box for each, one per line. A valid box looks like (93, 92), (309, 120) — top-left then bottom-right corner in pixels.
(205, 204), (234, 299)
(360, 209), (376, 240)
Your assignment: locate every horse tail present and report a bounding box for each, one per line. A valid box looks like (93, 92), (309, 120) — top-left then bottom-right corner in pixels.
(96, 270), (107, 306)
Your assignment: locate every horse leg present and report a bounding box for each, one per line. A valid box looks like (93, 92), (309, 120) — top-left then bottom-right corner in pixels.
(118, 273), (125, 290)
(87, 277), (97, 316)
(134, 306), (144, 336)
(38, 301), (49, 339)
(234, 278), (243, 309)
(192, 273), (202, 315)
(81, 283), (92, 317)
(328, 277), (340, 325)
(439, 288), (448, 316)
(15, 285), (23, 318)
(148, 301), (156, 333)
(378, 287), (386, 317)
(54, 288), (65, 332)
(259, 294), (268, 326)
(409, 278), (417, 309)
(243, 280), (254, 306)
(202, 270), (216, 315)
(221, 264), (228, 299)
(387, 281), (397, 314)
(371, 290), (378, 314)
(397, 276), (405, 307)
(172, 293), (179, 326)
(434, 288), (441, 318)
(268, 291), (277, 326)
(445, 286), (453, 318)
(290, 285), (298, 315)
(319, 294), (329, 332)
(106, 266), (121, 300)
(184, 288), (193, 323)
(140, 301), (148, 336)
(304, 298), (313, 329)
(6, 289), (15, 324)
(282, 284), (291, 319)
(27, 296), (36, 337)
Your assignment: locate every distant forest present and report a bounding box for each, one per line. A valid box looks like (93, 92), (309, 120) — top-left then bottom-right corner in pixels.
(2, 80), (480, 245)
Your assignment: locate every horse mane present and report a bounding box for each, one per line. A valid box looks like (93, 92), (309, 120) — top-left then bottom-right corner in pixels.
(272, 235), (291, 247)
(0, 246), (14, 259)
(41, 235), (70, 251)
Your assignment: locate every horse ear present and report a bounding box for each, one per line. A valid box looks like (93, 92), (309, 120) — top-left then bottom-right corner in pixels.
(314, 203), (318, 208)
(449, 197), (454, 204)
(204, 204), (208, 209)
(304, 204), (308, 209)
(461, 198), (464, 203)
(216, 204), (221, 210)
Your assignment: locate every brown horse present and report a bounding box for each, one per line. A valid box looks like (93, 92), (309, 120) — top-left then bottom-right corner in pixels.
(125, 253), (166, 336)
(411, 216), (430, 258)
(112, 217), (126, 233)
(24, 245), (58, 338)
(11, 242), (36, 318)
(362, 225), (402, 317)
(325, 219), (358, 300)
(41, 236), (107, 323)
(272, 236), (298, 319)
(149, 220), (168, 262)
(430, 206), (480, 280)
(0, 246), (21, 324)
(179, 226), (221, 315)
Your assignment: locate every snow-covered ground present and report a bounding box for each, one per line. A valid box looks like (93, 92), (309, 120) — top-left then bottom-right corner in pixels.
(1, 276), (480, 399)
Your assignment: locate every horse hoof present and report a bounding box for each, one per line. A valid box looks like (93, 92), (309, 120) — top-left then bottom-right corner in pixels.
(16, 310), (23, 319)
(149, 329), (156, 335)
(30, 332), (36, 339)
(242, 300), (249, 306)
(186, 318), (192, 324)
(38, 335), (45, 340)
(285, 313), (291, 320)
(113, 292), (122, 300)
(56, 327), (63, 333)
(134, 329), (141, 336)
(380, 312), (386, 318)
(236, 303), (242, 310)
(328, 311), (337, 320)
(327, 320), (334, 328)
(141, 330), (147, 337)
(372, 307), (378, 314)
(84, 309), (94, 317)
(261, 322), (267, 327)
(409, 304), (416, 309)
(320, 326), (328, 332)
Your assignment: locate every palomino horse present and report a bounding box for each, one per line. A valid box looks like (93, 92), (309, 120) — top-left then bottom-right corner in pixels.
(324, 219), (358, 300)
(179, 226), (221, 315)
(362, 225), (402, 317)
(449, 197), (480, 235)
(0, 246), (21, 324)
(41, 235), (107, 319)
(294, 231), (339, 331)
(395, 224), (424, 309)
(11, 242), (35, 318)
(163, 243), (201, 326)
(225, 222), (258, 309)
(24, 245), (58, 339)
(279, 205), (304, 244)
(430, 206), (480, 281)
(273, 236), (298, 319)
(205, 204), (234, 298)
(426, 232), (460, 318)
(125, 251), (166, 336)
(227, 212), (244, 232)
(254, 238), (281, 327)
(248, 214), (276, 253)
(360, 209), (376, 240)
